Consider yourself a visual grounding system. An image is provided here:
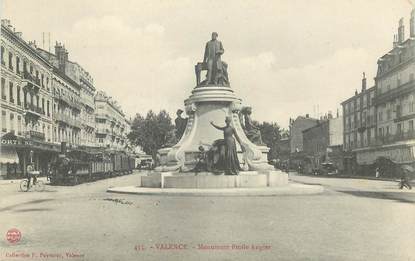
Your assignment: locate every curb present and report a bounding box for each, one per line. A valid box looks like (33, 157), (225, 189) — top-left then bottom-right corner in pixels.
(293, 173), (398, 182)
(106, 183), (324, 197)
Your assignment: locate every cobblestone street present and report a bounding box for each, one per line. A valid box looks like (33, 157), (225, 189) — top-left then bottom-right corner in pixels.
(1, 172), (414, 261)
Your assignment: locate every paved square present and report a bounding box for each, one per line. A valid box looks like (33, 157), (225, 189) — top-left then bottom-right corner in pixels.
(1, 172), (414, 261)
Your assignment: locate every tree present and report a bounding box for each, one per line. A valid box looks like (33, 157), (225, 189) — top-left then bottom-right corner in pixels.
(258, 121), (282, 160)
(127, 110), (175, 158)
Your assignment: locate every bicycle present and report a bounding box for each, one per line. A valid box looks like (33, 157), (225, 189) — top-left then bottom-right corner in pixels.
(19, 177), (45, 192)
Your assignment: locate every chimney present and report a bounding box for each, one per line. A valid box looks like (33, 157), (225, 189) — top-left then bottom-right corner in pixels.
(305, 114), (309, 118)
(28, 40), (37, 49)
(398, 18), (405, 43)
(362, 72), (367, 92)
(55, 42), (68, 73)
(1, 19), (10, 27)
(3, 19), (14, 32)
(54, 41), (62, 55)
(355, 90), (358, 96)
(411, 9), (415, 38)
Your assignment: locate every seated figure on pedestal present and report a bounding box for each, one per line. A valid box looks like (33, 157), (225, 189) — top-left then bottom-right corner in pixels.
(195, 32), (229, 87)
(240, 107), (264, 145)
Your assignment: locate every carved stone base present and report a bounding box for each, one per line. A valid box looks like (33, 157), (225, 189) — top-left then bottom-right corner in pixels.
(158, 86), (273, 172)
(139, 170), (288, 189)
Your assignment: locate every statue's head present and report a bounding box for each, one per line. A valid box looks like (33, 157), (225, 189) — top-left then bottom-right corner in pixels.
(245, 107), (252, 115)
(211, 32), (218, 40)
(225, 116), (232, 125)
(176, 109), (183, 116)
(241, 106), (252, 115)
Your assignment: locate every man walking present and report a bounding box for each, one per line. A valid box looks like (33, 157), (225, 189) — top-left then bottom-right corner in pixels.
(399, 168), (412, 190)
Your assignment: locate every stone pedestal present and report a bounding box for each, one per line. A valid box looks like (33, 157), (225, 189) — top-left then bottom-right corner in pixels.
(157, 86), (273, 172)
(139, 170), (288, 189)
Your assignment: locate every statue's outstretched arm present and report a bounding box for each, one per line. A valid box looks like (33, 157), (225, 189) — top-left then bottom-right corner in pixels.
(210, 121), (224, 130)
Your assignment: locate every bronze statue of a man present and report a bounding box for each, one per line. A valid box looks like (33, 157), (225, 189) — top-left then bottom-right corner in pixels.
(204, 32), (224, 85)
(195, 32), (229, 86)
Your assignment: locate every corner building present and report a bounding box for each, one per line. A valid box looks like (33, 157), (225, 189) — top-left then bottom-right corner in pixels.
(341, 9), (415, 173)
(1, 20), (56, 178)
(357, 11), (415, 165)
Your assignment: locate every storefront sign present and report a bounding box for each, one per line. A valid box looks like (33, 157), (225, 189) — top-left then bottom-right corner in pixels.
(1, 139), (33, 146)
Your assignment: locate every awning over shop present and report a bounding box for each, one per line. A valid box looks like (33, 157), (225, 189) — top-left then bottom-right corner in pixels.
(0, 146), (19, 164)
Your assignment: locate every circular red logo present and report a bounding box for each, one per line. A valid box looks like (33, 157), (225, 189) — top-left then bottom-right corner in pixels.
(6, 228), (21, 244)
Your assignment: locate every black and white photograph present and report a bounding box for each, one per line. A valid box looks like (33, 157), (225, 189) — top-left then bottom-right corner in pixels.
(0, 1), (415, 260)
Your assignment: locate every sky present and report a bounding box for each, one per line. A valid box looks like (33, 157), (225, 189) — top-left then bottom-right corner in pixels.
(2, 0), (414, 128)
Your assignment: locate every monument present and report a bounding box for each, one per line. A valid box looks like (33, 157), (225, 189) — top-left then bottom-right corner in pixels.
(125, 32), (291, 190)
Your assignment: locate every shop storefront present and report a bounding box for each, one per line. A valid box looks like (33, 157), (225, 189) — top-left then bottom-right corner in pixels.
(0, 132), (59, 179)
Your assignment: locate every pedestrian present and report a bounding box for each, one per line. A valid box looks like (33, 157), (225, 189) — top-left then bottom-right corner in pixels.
(399, 168), (412, 190)
(375, 167), (380, 178)
(26, 163), (37, 191)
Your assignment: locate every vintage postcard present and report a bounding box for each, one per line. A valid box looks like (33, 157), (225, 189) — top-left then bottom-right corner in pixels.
(1, 1), (415, 260)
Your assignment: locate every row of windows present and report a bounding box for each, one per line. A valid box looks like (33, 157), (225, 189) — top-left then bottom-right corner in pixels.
(1, 108), (111, 145)
(53, 127), (81, 145)
(345, 120), (415, 150)
(343, 92), (375, 115)
(378, 72), (415, 95)
(378, 121), (415, 136)
(1, 77), (51, 116)
(1, 45), (50, 90)
(1, 109), (52, 142)
(377, 102), (415, 123)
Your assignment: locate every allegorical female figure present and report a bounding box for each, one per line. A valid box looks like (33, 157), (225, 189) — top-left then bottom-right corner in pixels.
(241, 107), (263, 145)
(210, 116), (243, 175)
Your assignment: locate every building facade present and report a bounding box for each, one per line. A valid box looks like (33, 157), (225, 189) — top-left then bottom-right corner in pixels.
(1, 19), (56, 178)
(341, 75), (377, 153)
(37, 43), (96, 148)
(365, 13), (415, 165)
(288, 114), (319, 168)
(303, 114), (344, 172)
(341, 9), (415, 172)
(94, 91), (130, 151)
(0, 20), (132, 179)
(289, 114), (319, 153)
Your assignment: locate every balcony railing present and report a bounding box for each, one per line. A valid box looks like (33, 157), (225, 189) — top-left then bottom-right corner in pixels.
(22, 71), (40, 92)
(394, 112), (415, 123)
(375, 131), (415, 146)
(375, 80), (415, 105)
(24, 104), (43, 116)
(25, 130), (45, 141)
(96, 128), (109, 134)
(54, 112), (81, 129)
(54, 93), (82, 111)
